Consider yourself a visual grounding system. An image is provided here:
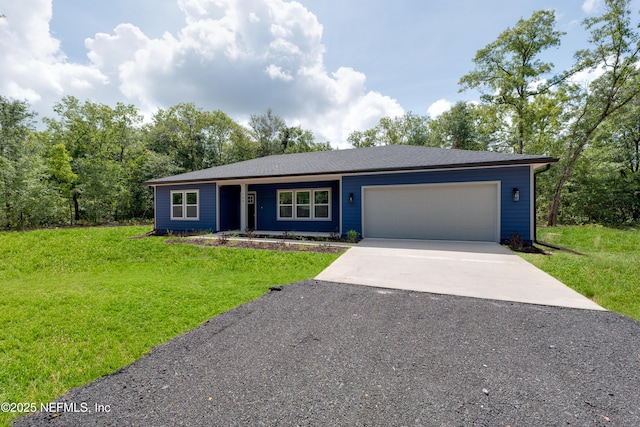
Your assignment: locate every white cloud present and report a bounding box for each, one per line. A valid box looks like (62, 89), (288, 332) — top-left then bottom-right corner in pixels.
(569, 61), (608, 88)
(265, 64), (293, 81)
(0, 0), (402, 146)
(0, 0), (107, 105)
(582, 0), (602, 14)
(427, 99), (453, 118)
(285, 66), (403, 148)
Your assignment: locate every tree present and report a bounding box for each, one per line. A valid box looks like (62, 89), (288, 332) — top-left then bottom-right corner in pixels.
(279, 126), (332, 153)
(203, 110), (247, 166)
(147, 103), (210, 172)
(147, 105), (262, 168)
(429, 102), (488, 150)
(223, 130), (260, 163)
(347, 128), (378, 148)
(127, 148), (182, 219)
(44, 96), (144, 223)
(560, 92), (640, 224)
(547, 0), (640, 225)
(377, 113), (431, 146)
(47, 142), (78, 224)
(347, 113), (431, 148)
(247, 109), (330, 155)
(249, 109), (286, 157)
(611, 97), (640, 175)
(459, 10), (565, 154)
(0, 97), (68, 228)
(402, 112), (432, 146)
(1, 97), (32, 227)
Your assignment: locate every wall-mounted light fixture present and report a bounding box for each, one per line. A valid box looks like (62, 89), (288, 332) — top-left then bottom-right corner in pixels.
(348, 193), (354, 204)
(512, 188), (520, 202)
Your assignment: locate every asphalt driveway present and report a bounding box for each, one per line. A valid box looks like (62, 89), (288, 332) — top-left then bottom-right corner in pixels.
(316, 239), (604, 310)
(15, 281), (640, 427)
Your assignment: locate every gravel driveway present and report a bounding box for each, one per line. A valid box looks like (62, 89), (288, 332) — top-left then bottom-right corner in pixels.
(15, 280), (640, 426)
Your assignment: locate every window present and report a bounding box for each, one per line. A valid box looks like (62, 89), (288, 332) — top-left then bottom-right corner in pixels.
(279, 191), (293, 218)
(171, 190), (199, 220)
(296, 191), (311, 218)
(314, 190), (329, 218)
(277, 188), (331, 220)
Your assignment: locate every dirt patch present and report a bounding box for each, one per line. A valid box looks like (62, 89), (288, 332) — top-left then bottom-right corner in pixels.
(166, 237), (347, 254)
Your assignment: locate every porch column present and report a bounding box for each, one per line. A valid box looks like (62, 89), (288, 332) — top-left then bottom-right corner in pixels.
(240, 183), (247, 232)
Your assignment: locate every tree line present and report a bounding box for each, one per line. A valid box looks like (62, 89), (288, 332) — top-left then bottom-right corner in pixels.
(0, 99), (332, 229)
(1, 0), (639, 230)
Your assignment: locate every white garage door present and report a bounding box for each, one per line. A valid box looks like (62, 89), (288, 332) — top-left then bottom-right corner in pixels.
(363, 182), (500, 241)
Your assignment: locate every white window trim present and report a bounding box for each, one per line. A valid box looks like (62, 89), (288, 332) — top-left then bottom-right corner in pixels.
(277, 188), (332, 221)
(171, 189), (200, 221)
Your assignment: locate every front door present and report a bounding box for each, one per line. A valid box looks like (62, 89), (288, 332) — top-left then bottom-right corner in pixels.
(247, 192), (256, 231)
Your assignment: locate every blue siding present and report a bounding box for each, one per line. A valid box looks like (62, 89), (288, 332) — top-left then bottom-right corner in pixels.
(155, 183), (217, 233)
(219, 185), (240, 231)
(342, 166), (532, 242)
(249, 181), (340, 233)
(153, 166), (534, 241)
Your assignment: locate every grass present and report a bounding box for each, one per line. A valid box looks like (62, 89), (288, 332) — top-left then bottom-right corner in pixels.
(519, 225), (640, 320)
(0, 226), (342, 427)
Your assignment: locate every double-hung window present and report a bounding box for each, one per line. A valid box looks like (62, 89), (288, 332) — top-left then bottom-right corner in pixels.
(314, 190), (329, 219)
(296, 191), (311, 218)
(278, 188), (331, 220)
(171, 190), (199, 220)
(279, 191), (293, 218)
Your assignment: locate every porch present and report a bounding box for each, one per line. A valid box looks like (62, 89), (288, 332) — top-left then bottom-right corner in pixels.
(217, 180), (341, 235)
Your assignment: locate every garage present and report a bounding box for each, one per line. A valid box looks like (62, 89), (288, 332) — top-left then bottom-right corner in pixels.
(362, 182), (500, 241)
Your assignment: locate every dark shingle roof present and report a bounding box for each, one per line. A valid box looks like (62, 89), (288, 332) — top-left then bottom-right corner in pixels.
(145, 145), (557, 185)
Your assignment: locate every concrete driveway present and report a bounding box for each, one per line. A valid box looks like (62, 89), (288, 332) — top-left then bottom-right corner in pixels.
(316, 238), (604, 311)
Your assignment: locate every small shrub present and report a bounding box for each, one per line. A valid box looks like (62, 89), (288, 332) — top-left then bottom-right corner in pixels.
(346, 229), (361, 243)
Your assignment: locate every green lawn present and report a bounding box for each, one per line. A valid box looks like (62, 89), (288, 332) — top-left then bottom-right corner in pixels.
(0, 226), (341, 427)
(519, 226), (640, 320)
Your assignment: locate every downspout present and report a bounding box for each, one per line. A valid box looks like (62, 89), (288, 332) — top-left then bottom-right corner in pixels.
(153, 185), (157, 232)
(533, 164), (551, 245)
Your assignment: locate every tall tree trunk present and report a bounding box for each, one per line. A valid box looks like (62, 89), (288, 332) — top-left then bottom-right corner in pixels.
(517, 119), (524, 154)
(73, 191), (80, 223)
(547, 142), (587, 225)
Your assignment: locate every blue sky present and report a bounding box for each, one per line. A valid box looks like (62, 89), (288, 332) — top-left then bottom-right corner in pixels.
(1, 0), (638, 147)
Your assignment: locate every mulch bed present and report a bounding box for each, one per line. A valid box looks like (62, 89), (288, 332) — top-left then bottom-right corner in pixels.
(510, 244), (550, 254)
(165, 237), (347, 254)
